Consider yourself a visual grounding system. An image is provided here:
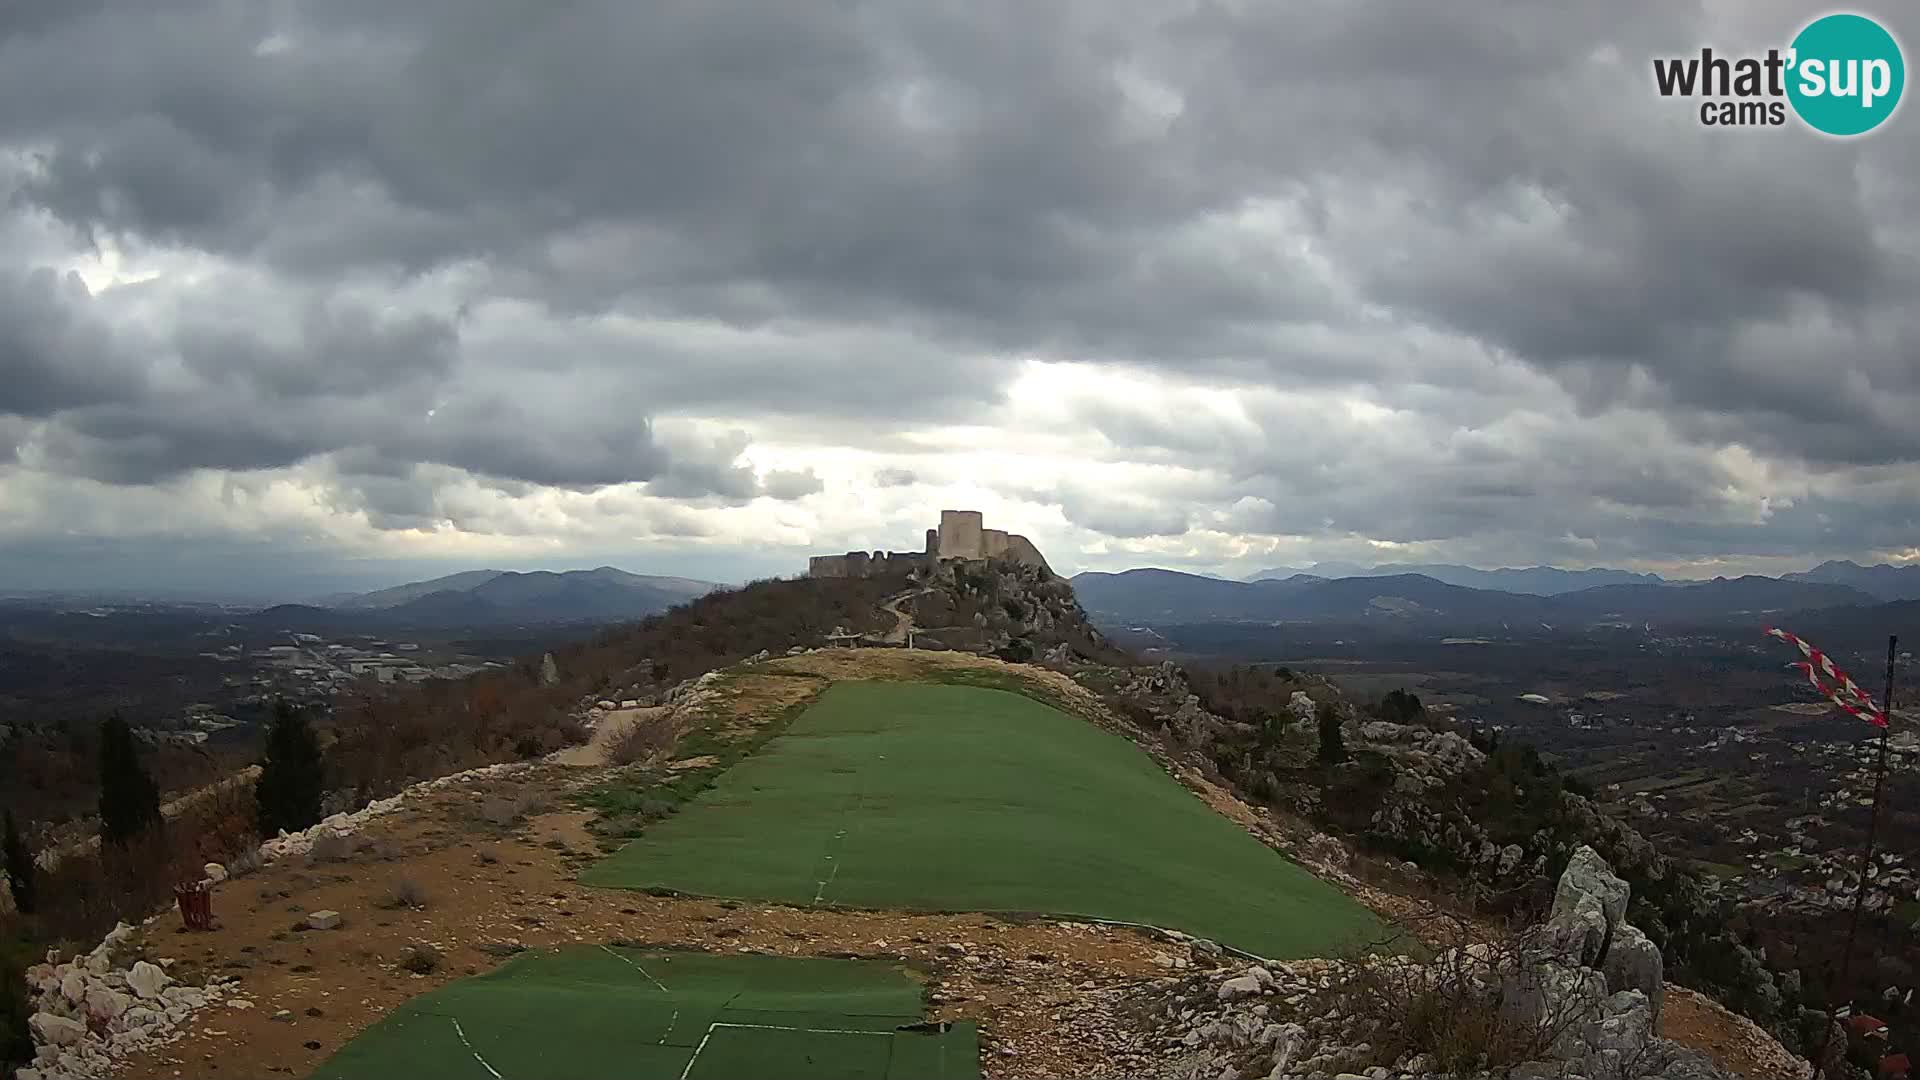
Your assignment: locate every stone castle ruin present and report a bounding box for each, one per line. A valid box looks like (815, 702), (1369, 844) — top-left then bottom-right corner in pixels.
(808, 510), (1054, 579)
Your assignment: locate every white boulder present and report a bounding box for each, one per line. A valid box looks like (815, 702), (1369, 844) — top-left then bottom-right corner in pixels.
(126, 961), (170, 1000)
(29, 1013), (86, 1047)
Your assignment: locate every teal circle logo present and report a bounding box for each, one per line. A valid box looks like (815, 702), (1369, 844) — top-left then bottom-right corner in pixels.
(1787, 13), (1905, 136)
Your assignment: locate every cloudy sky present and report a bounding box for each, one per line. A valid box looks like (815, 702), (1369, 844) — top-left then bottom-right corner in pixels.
(4, 0), (1919, 599)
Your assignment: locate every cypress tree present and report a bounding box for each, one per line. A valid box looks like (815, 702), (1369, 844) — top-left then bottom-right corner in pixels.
(1, 809), (33, 915)
(1316, 700), (1348, 765)
(98, 715), (162, 845)
(255, 700), (325, 837)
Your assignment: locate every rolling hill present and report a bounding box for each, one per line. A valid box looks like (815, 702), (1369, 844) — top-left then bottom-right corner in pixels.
(1782, 559), (1920, 602)
(1247, 562), (1665, 595)
(256, 568), (724, 628)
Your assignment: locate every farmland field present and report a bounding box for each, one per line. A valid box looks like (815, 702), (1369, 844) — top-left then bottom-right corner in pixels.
(583, 681), (1382, 959)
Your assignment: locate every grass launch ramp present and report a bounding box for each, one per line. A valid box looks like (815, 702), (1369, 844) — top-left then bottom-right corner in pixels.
(584, 680), (1382, 959)
(310, 947), (977, 1080)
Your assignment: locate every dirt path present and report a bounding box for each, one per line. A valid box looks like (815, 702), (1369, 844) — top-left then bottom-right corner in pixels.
(549, 706), (668, 766)
(878, 587), (933, 645)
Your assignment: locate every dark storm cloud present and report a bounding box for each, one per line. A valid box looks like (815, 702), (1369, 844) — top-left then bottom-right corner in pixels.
(0, 268), (688, 489)
(3, 0), (1919, 575)
(0, 268), (147, 415)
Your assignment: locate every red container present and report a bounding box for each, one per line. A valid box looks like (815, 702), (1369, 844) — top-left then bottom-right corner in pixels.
(175, 881), (213, 931)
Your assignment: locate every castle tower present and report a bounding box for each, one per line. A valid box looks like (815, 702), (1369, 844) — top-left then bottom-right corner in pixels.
(937, 510), (985, 559)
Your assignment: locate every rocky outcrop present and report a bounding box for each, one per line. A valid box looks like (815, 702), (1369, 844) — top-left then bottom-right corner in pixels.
(18, 922), (245, 1080)
(1540, 846), (1661, 1022)
(1116, 848), (1754, 1080)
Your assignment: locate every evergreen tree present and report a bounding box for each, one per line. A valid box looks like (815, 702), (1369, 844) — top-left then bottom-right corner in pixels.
(2, 809), (33, 915)
(1315, 700), (1347, 765)
(97, 715), (161, 846)
(1376, 688), (1425, 725)
(255, 700), (326, 837)
(2, 952), (31, 1076)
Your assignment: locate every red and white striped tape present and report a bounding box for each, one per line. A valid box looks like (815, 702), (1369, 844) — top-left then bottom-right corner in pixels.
(1768, 627), (1887, 728)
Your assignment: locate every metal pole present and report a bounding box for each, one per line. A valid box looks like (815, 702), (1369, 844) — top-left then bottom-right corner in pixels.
(1836, 636), (1898, 1038)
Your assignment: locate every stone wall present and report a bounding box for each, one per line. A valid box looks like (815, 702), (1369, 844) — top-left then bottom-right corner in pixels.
(808, 550), (923, 579)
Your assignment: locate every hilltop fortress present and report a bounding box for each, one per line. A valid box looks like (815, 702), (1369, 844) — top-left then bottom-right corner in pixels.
(808, 510), (1054, 579)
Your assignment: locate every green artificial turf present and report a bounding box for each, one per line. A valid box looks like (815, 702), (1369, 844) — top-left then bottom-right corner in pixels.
(582, 681), (1384, 959)
(310, 947), (976, 1080)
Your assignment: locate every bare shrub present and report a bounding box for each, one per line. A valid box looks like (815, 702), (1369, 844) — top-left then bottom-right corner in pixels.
(1321, 906), (1596, 1073)
(398, 941), (441, 974)
(478, 796), (530, 827)
(605, 716), (679, 767)
(224, 846), (263, 878)
(382, 877), (430, 911)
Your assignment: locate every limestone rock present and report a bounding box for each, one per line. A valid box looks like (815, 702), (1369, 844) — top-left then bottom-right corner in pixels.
(84, 987), (131, 1020)
(29, 1013), (86, 1047)
(1601, 921), (1664, 1020)
(1217, 974), (1263, 1001)
(126, 960), (170, 1000)
(1546, 888), (1609, 967)
(305, 909), (343, 930)
(1288, 691), (1316, 724)
(1498, 843), (1525, 876)
(1554, 845), (1629, 938)
(1580, 990), (1652, 1057)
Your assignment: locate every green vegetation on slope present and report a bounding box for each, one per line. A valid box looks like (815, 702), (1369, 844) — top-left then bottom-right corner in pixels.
(583, 681), (1383, 960)
(312, 947), (976, 1080)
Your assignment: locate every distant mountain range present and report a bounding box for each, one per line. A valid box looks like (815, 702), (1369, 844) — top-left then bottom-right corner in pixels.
(1247, 563), (1663, 595)
(1073, 567), (1883, 628)
(1781, 560), (1920, 602)
(280, 568), (721, 627)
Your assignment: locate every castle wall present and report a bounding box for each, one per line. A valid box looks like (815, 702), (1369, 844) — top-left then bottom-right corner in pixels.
(810, 510), (1052, 579)
(1001, 533), (1054, 576)
(808, 550), (927, 579)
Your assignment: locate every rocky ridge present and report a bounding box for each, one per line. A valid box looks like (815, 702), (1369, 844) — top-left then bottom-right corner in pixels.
(1117, 848), (1762, 1080)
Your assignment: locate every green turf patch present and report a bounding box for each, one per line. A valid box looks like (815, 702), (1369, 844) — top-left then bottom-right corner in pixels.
(575, 673), (827, 844)
(310, 947), (975, 1080)
(582, 681), (1384, 959)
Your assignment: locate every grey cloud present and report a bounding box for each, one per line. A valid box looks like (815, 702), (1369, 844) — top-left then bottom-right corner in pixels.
(873, 467), (918, 488)
(2, 269), (686, 490)
(0, 268), (148, 415)
(1054, 487), (1190, 539)
(761, 468), (824, 501)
